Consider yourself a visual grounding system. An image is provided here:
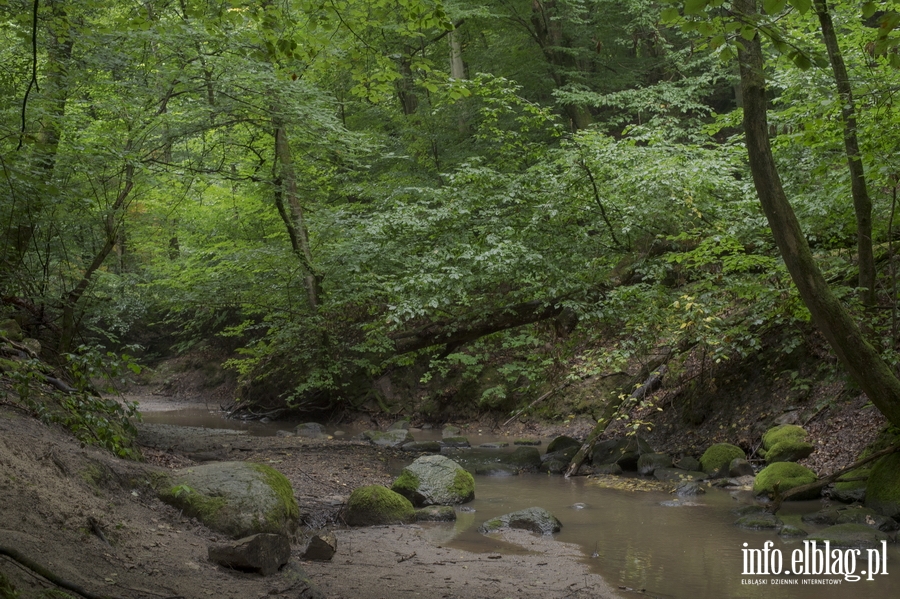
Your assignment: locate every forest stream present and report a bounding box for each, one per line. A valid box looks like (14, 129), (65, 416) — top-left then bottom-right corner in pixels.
(141, 403), (900, 599)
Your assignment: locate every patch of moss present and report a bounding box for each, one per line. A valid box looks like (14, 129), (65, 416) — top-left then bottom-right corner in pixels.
(762, 424), (808, 450)
(38, 591), (76, 599)
(834, 467), (869, 492)
(450, 468), (475, 502)
(754, 462), (818, 500)
(699, 443), (745, 476)
(865, 452), (900, 518)
(765, 440), (814, 464)
(0, 358), (21, 374)
(78, 464), (106, 488)
(391, 470), (421, 499)
(345, 485), (415, 526)
(161, 484), (228, 525)
(251, 462), (300, 525)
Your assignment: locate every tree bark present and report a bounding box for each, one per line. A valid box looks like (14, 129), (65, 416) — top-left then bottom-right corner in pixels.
(273, 123), (320, 311)
(735, 0), (900, 425)
(814, 0), (875, 306)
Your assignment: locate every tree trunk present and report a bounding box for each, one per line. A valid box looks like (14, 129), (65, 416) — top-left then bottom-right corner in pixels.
(59, 163), (134, 352)
(529, 0), (593, 130)
(735, 0), (900, 426)
(814, 0), (875, 306)
(273, 123), (320, 311)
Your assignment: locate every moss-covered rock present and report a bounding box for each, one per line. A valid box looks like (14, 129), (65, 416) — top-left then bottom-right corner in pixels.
(735, 512), (782, 530)
(753, 462), (819, 500)
(699, 443), (745, 478)
(832, 467), (869, 503)
(345, 485), (416, 526)
(807, 523), (890, 549)
(158, 461), (299, 538)
(391, 455), (474, 506)
(479, 507), (562, 535)
(762, 424), (808, 449)
(865, 452), (900, 519)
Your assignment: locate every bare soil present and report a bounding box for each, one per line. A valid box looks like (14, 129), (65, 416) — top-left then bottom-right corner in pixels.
(0, 401), (623, 599)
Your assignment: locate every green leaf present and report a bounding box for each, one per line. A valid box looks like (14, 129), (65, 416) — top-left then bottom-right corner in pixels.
(684, 0), (710, 16)
(788, 0), (811, 15)
(660, 7), (681, 22)
(862, 2), (878, 19)
(764, 0), (787, 14)
(791, 51), (812, 70)
(740, 26), (758, 41)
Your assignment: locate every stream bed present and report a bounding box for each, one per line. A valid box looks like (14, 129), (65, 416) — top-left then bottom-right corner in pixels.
(141, 407), (900, 599)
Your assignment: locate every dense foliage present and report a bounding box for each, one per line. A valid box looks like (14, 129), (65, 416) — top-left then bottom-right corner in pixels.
(3, 0), (900, 427)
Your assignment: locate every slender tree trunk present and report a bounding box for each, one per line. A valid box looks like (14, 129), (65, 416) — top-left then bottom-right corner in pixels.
(530, 0), (593, 130)
(59, 163), (134, 352)
(735, 0), (900, 426)
(273, 123), (320, 311)
(814, 0), (875, 306)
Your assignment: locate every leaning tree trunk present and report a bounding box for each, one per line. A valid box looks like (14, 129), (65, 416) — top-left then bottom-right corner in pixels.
(814, 0), (875, 306)
(735, 0), (900, 426)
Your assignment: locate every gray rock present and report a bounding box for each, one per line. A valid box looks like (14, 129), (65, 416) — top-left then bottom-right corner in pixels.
(831, 486), (866, 504)
(654, 468), (707, 483)
(674, 481), (706, 496)
(275, 430), (294, 438)
(415, 506), (457, 522)
(675, 456), (701, 472)
(442, 425), (461, 438)
(158, 461), (299, 538)
(591, 436), (653, 470)
(637, 453), (673, 476)
(302, 533), (337, 561)
(440, 436), (471, 448)
(546, 435), (581, 454)
(513, 438), (542, 446)
(591, 462), (623, 475)
(388, 420), (410, 431)
(540, 447), (578, 474)
(208, 533), (290, 575)
(807, 523), (890, 548)
(735, 512), (782, 530)
(478, 442), (509, 449)
(391, 455), (474, 506)
(362, 429), (414, 448)
(802, 508), (839, 525)
(480, 507), (562, 535)
(295, 422), (327, 439)
(400, 441), (441, 453)
(728, 458), (754, 478)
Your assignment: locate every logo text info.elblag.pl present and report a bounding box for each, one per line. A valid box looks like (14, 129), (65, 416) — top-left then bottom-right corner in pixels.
(742, 540), (889, 582)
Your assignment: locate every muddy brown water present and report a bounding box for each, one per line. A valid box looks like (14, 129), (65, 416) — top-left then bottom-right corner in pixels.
(142, 407), (900, 599)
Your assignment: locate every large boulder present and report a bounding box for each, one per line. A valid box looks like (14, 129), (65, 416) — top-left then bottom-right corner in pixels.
(391, 455), (474, 506)
(479, 507), (562, 535)
(637, 453), (673, 476)
(546, 435), (581, 454)
(540, 446), (579, 474)
(753, 462), (819, 500)
(344, 485), (416, 526)
(699, 443), (745, 478)
(761, 424), (814, 464)
(158, 461), (299, 538)
(208, 533), (291, 575)
(591, 436), (653, 471)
